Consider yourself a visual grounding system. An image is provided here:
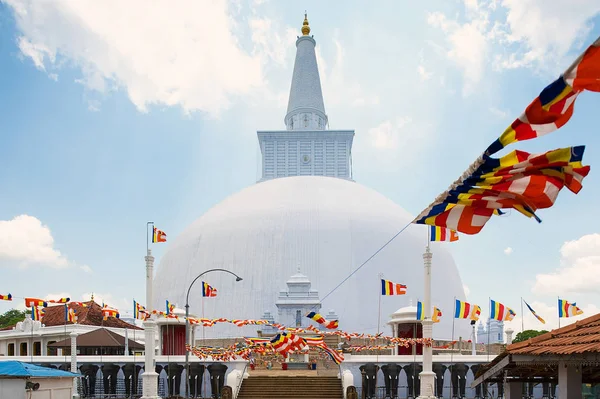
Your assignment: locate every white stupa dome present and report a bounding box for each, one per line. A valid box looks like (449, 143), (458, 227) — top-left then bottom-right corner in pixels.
(153, 176), (469, 339)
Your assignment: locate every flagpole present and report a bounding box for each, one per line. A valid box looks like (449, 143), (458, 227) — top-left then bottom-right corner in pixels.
(487, 298), (491, 362)
(377, 273), (383, 364)
(558, 297), (561, 329)
(146, 222), (154, 254)
(520, 297), (525, 333)
(450, 297), (455, 399)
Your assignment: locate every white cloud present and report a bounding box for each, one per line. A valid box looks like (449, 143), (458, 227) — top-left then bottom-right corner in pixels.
(463, 284), (471, 297)
(4, 0), (271, 117)
(503, 246), (513, 255)
(80, 265), (93, 273)
(533, 233), (600, 294)
(367, 117), (413, 150)
(0, 215), (68, 268)
(82, 292), (130, 313)
(317, 32), (380, 111)
(499, 0), (600, 68)
(417, 65), (433, 81)
(427, 0), (600, 89)
(427, 9), (489, 95)
(489, 106), (508, 119)
(417, 50), (433, 81)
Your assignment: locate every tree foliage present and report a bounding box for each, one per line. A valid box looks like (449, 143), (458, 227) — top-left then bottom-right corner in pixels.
(513, 329), (549, 343)
(0, 309), (28, 329)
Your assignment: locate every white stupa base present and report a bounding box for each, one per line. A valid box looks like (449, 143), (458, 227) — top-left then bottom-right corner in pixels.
(416, 370), (436, 399)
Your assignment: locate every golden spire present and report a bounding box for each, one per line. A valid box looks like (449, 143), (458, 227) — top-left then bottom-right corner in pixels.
(301, 12), (310, 36)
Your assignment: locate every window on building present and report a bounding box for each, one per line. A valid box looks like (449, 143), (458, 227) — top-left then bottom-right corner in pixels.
(47, 341), (57, 356)
(498, 333), (502, 342)
(303, 114), (309, 128)
(290, 118), (294, 129)
(295, 310), (302, 327)
(7, 343), (14, 356)
(33, 341), (41, 356)
(318, 118), (323, 129)
(19, 342), (27, 356)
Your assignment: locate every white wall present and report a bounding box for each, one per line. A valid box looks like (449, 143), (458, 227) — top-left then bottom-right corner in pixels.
(31, 377), (73, 399)
(0, 379), (26, 399)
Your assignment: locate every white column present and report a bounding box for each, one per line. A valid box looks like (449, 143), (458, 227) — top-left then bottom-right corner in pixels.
(505, 381), (522, 399)
(505, 328), (514, 345)
(70, 331), (79, 398)
(142, 249), (160, 399)
(558, 361), (582, 399)
(418, 247), (436, 399)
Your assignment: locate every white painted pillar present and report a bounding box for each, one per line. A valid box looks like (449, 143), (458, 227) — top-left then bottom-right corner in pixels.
(418, 247), (436, 399)
(70, 331), (79, 398)
(504, 381), (522, 399)
(558, 361), (582, 399)
(142, 249), (160, 399)
(505, 328), (514, 345)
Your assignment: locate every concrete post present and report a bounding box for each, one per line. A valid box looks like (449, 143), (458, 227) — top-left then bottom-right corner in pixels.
(417, 247), (436, 399)
(505, 328), (514, 345)
(70, 331), (79, 398)
(141, 249), (160, 399)
(558, 361), (582, 399)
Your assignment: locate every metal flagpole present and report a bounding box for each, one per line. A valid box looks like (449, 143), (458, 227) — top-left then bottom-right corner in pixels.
(558, 296), (561, 329)
(487, 298), (491, 362)
(376, 273), (383, 364)
(450, 297), (456, 399)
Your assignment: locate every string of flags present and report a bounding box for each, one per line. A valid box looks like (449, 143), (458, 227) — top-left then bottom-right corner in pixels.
(414, 36), (599, 234)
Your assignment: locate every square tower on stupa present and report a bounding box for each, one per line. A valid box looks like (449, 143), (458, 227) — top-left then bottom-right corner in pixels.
(257, 14), (355, 182)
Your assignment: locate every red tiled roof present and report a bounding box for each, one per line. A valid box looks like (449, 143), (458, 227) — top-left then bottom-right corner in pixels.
(507, 312), (600, 355)
(41, 301), (141, 330)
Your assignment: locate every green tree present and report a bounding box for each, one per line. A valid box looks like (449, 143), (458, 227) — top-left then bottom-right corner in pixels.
(513, 329), (549, 343)
(0, 309), (28, 329)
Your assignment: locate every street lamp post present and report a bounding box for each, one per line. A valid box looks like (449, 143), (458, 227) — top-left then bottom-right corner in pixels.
(184, 269), (243, 398)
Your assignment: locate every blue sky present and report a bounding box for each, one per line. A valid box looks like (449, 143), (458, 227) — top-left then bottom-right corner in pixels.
(0, 0), (599, 335)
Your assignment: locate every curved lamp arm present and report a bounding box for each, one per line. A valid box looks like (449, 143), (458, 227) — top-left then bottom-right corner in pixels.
(185, 268), (243, 306)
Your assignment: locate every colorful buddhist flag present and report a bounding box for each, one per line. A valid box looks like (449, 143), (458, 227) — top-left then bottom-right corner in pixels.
(417, 302), (443, 323)
(65, 305), (77, 323)
(430, 226), (459, 242)
(523, 300), (546, 324)
(413, 35), (600, 236)
(202, 282), (217, 297)
(48, 297), (70, 304)
(31, 306), (44, 321)
(134, 300), (149, 320)
(432, 307), (442, 323)
(102, 306), (120, 320)
(454, 299), (481, 321)
(381, 279), (407, 295)
(0, 294), (11, 301)
(166, 300), (175, 314)
(25, 298), (47, 308)
(558, 299), (583, 318)
(306, 312), (339, 329)
(416, 301), (424, 320)
(490, 299), (516, 321)
(152, 227), (167, 243)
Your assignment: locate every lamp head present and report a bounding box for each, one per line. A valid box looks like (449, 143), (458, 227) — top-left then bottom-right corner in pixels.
(235, 276), (243, 282)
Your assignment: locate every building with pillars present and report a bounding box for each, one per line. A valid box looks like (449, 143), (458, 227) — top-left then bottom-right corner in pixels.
(153, 14), (470, 340)
(0, 301), (141, 358)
